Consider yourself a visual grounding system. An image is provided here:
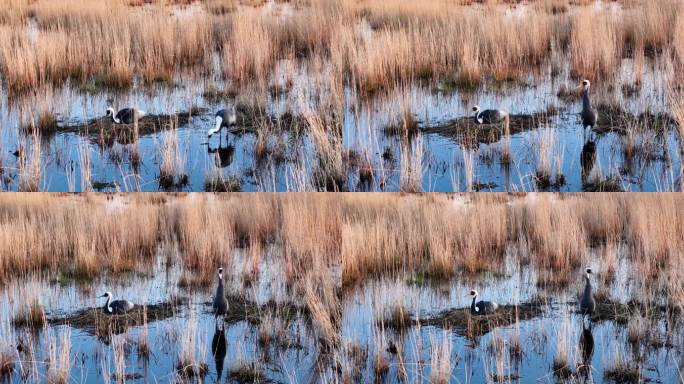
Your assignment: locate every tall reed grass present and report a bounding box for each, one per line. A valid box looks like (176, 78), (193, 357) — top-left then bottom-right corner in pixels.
(341, 193), (684, 287)
(2, 0), (684, 95)
(0, 193), (682, 308)
(0, 194), (341, 284)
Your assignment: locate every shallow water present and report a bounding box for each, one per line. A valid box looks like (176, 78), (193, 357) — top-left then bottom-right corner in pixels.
(0, 55), (680, 192)
(342, 249), (684, 383)
(0, 249), (336, 383)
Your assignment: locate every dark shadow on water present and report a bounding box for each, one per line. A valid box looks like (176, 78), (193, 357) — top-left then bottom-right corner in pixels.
(580, 139), (597, 182)
(208, 141), (235, 168)
(578, 324), (594, 381)
(211, 328), (227, 382)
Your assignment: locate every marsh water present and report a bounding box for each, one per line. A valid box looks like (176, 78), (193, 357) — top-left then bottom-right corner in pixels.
(0, 248), (337, 383)
(342, 248), (684, 383)
(0, 55), (681, 192)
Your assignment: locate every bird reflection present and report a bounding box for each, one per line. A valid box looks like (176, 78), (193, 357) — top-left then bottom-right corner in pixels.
(578, 324), (594, 381)
(208, 143), (235, 168)
(211, 328), (227, 382)
(580, 140), (596, 184)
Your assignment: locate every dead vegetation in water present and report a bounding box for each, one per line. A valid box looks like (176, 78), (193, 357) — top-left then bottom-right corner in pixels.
(591, 104), (677, 135)
(56, 108), (208, 139)
(378, 304), (413, 331)
(228, 362), (265, 384)
(604, 362), (641, 383)
(53, 105), (306, 150)
(420, 300), (545, 338)
(200, 293), (302, 327)
(204, 172), (242, 192)
(11, 300), (46, 329)
(0, 349), (13, 379)
(586, 297), (678, 325)
(421, 112), (556, 147)
(582, 175), (624, 192)
(47, 299), (184, 335)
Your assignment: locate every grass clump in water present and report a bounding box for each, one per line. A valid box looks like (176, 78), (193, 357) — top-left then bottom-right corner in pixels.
(11, 300), (45, 329)
(383, 110), (420, 137)
(380, 304), (412, 331)
(604, 362), (640, 383)
(204, 173), (242, 192)
(228, 362), (264, 384)
(36, 111), (58, 132)
(0, 350), (13, 379)
(583, 175), (623, 192)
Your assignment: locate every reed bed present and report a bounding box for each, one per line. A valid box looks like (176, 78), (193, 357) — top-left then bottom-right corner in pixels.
(0, 193), (341, 284)
(341, 193), (684, 293)
(1, 193), (682, 290)
(1, 0), (684, 97)
(0, 193), (682, 312)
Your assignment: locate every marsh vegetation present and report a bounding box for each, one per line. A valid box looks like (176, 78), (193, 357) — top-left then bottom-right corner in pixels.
(0, 193), (340, 383)
(341, 193), (684, 383)
(0, 0), (681, 191)
(0, 193), (683, 382)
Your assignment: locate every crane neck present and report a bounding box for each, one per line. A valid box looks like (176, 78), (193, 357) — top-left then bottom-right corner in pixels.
(474, 110), (483, 124)
(471, 296), (478, 312)
(217, 273), (224, 291)
(582, 87), (592, 110)
(105, 295), (113, 313)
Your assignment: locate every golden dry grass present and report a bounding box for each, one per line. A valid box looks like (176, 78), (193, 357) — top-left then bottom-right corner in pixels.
(2, 190), (684, 383)
(1, 0), (683, 96)
(0, 193), (341, 284)
(341, 193), (684, 290)
(1, 193), (683, 307)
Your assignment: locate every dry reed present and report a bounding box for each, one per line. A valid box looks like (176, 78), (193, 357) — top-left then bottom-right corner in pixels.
(2, 0), (684, 96)
(0, 193), (682, 306)
(342, 193), (684, 288)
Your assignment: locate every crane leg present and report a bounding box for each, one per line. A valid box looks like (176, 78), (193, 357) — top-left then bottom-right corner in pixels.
(215, 314), (223, 330)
